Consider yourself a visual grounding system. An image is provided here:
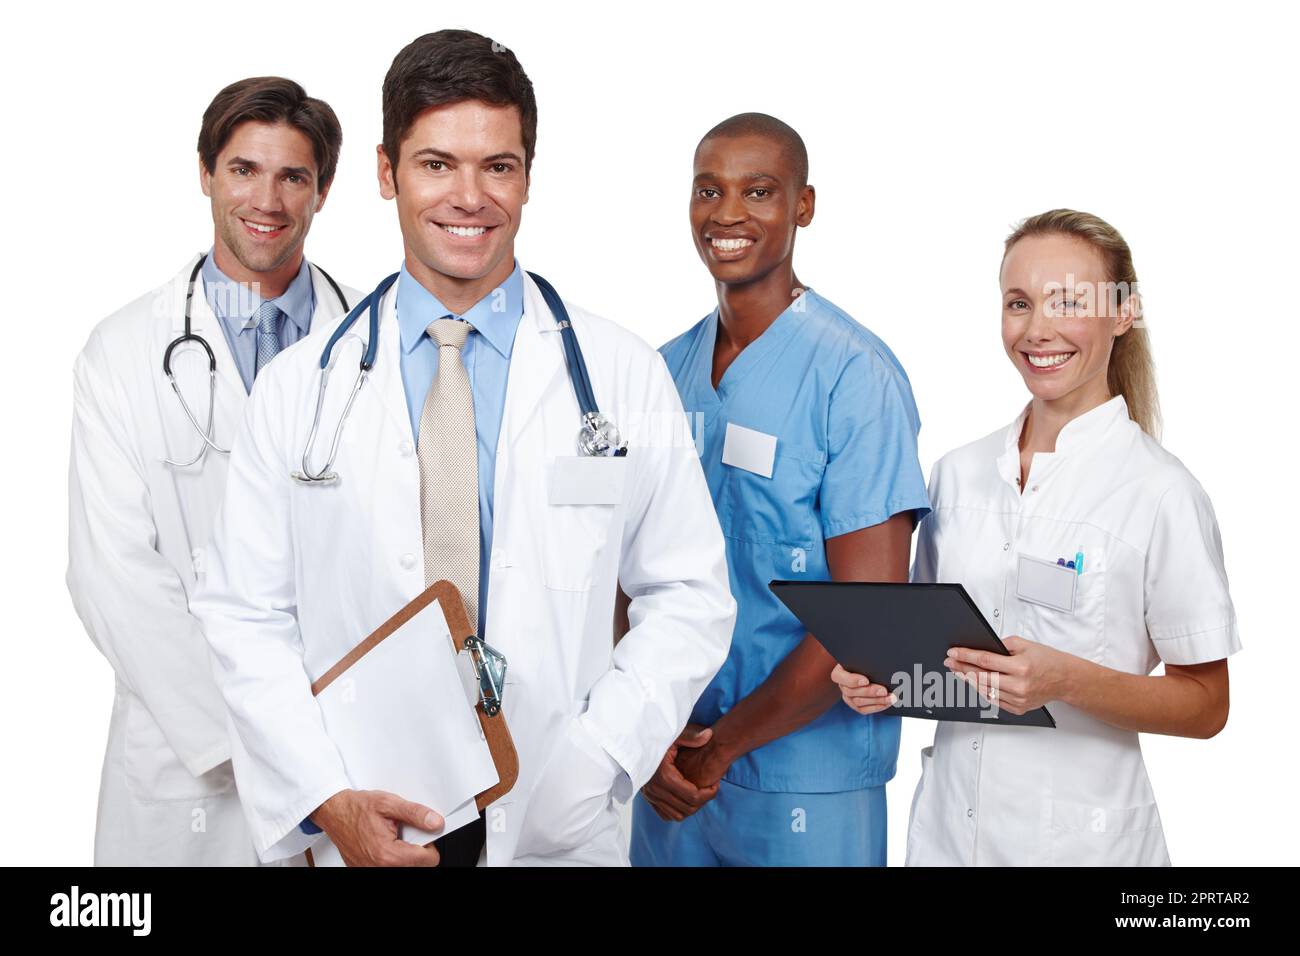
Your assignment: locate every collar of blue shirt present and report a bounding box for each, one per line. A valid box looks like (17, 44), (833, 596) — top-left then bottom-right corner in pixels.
(395, 260), (525, 359)
(201, 248), (316, 337)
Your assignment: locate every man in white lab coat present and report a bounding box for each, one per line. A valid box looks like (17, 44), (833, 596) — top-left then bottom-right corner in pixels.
(192, 30), (735, 866)
(67, 77), (357, 865)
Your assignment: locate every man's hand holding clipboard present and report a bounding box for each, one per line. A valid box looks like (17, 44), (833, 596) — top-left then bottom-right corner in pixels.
(310, 791), (448, 867)
(304, 580), (519, 867)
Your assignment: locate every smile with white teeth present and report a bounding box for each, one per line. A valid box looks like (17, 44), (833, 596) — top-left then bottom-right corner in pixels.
(242, 219), (285, 234)
(711, 237), (754, 252)
(1025, 351), (1076, 368)
(442, 224), (489, 237)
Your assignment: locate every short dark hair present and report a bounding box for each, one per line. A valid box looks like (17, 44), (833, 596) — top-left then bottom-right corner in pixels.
(698, 112), (809, 188)
(383, 30), (537, 175)
(198, 77), (342, 192)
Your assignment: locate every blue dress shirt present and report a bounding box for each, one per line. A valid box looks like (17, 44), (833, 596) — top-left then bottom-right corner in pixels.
(395, 261), (525, 639)
(201, 250), (315, 393)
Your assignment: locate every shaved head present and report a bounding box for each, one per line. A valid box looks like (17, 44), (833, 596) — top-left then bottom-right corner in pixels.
(696, 112), (808, 187)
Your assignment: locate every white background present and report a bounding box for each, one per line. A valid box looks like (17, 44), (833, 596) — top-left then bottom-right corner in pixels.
(1, 0), (1295, 866)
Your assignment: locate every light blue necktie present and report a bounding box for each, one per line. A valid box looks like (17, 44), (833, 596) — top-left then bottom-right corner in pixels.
(254, 301), (283, 378)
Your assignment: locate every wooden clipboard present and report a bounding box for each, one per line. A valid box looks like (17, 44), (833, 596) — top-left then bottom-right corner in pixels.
(304, 580), (518, 864)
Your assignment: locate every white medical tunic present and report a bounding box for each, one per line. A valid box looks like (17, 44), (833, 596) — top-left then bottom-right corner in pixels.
(905, 396), (1240, 866)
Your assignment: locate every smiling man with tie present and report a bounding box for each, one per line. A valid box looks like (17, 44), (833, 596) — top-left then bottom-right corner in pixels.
(194, 30), (735, 867)
(67, 76), (355, 866)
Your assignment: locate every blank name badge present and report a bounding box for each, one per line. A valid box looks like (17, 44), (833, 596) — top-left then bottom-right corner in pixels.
(721, 422), (777, 478)
(548, 456), (627, 505)
(1015, 553), (1077, 613)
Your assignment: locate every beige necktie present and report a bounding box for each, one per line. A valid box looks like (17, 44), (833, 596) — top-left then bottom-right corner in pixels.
(418, 317), (480, 628)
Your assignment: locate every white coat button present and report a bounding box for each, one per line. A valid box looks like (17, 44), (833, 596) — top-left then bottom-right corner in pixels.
(398, 440), (414, 457)
(967, 808), (975, 818)
(993, 608), (1000, 618)
(971, 740), (979, 750)
(1031, 485), (1039, 493)
(1002, 542), (1010, 551)
(400, 553), (417, 570)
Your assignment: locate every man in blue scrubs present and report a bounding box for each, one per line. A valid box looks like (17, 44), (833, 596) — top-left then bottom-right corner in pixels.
(627, 114), (930, 866)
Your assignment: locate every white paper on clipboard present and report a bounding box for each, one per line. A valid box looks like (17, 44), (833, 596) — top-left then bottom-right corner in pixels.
(311, 597), (498, 865)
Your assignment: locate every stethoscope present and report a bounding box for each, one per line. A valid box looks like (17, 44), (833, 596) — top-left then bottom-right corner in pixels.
(293, 270), (627, 485)
(162, 253), (349, 468)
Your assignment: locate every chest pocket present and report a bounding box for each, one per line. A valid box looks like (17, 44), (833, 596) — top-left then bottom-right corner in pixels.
(720, 440), (824, 550)
(1013, 546), (1106, 662)
(541, 457), (627, 591)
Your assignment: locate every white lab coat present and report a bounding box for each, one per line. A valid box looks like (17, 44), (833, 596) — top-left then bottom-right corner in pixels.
(904, 396), (1240, 866)
(192, 271), (736, 865)
(67, 255), (357, 866)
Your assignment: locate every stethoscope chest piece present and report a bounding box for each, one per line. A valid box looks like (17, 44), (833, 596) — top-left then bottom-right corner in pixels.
(528, 271), (627, 459)
(578, 411), (628, 458)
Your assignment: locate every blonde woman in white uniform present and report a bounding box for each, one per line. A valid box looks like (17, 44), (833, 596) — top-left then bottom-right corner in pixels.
(834, 209), (1239, 865)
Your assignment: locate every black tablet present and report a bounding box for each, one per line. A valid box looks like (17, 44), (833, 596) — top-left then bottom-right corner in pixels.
(770, 580), (1054, 728)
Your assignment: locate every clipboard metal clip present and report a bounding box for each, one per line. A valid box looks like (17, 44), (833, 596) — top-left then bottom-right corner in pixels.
(463, 635), (507, 718)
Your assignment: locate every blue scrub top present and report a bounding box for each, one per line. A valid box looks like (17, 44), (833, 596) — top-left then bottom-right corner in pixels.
(659, 288), (931, 793)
